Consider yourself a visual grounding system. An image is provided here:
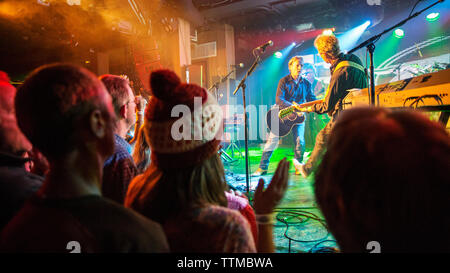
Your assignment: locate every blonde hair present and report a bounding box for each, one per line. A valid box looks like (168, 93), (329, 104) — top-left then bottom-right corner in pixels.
(314, 34), (340, 59)
(132, 124), (151, 174)
(125, 153), (228, 223)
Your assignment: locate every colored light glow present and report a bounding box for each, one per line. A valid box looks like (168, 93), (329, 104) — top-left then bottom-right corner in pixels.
(274, 51), (283, 58)
(336, 21), (371, 51)
(292, 42), (296, 46)
(426, 12), (440, 21)
(393, 28), (404, 38)
(323, 29), (334, 35)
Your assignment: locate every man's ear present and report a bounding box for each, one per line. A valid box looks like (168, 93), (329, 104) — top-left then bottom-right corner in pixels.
(90, 109), (106, 138)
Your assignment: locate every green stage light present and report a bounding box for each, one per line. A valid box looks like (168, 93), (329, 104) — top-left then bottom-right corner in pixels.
(323, 29), (334, 35)
(393, 28), (404, 38)
(426, 12), (440, 22)
(274, 51), (283, 58)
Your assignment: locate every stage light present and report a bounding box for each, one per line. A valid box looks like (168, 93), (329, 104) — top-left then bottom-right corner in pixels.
(274, 51), (283, 58)
(37, 0), (50, 6)
(393, 28), (404, 38)
(67, 0), (81, 5)
(323, 29), (334, 35)
(364, 20), (371, 27)
(292, 42), (296, 46)
(426, 12), (440, 22)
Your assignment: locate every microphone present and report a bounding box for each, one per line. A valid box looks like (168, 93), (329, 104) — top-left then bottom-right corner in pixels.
(231, 63), (244, 68)
(255, 40), (273, 52)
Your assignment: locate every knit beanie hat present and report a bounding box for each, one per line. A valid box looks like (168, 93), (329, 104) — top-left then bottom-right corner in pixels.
(144, 69), (223, 169)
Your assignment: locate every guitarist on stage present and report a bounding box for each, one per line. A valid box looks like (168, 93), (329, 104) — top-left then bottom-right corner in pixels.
(253, 56), (316, 176)
(295, 34), (367, 178)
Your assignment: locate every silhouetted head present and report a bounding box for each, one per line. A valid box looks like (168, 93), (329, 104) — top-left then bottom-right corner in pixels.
(15, 64), (116, 162)
(315, 107), (450, 252)
(0, 71), (32, 155)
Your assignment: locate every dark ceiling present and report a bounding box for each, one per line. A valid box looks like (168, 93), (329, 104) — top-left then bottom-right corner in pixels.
(0, 0), (440, 78)
(187, 0), (416, 32)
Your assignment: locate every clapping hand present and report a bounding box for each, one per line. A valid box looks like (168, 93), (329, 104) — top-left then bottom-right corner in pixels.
(135, 95), (147, 113)
(253, 158), (290, 214)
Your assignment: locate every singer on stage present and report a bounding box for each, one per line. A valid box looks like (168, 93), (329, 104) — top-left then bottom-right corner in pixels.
(253, 56), (316, 176)
(295, 34), (367, 178)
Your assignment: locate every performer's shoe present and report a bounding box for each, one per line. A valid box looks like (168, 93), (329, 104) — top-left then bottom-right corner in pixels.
(292, 158), (302, 168)
(295, 163), (309, 178)
(252, 168), (268, 176)
(292, 159), (305, 177)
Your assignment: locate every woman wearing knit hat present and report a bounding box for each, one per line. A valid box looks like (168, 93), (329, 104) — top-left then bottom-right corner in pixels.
(125, 69), (289, 253)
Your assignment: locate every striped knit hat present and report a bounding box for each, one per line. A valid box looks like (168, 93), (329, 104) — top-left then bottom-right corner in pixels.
(144, 69), (223, 169)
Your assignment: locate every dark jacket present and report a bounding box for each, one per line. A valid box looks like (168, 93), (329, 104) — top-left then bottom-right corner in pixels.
(312, 53), (367, 119)
(0, 152), (43, 230)
(276, 75), (316, 108)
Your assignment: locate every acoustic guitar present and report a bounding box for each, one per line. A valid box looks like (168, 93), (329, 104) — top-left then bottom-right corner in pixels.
(266, 99), (322, 137)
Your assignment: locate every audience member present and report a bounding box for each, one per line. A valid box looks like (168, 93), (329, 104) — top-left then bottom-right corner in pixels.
(125, 69), (289, 253)
(302, 63), (326, 98)
(315, 107), (450, 252)
(1, 64), (168, 252)
(0, 71), (43, 230)
(225, 190), (258, 246)
(99, 74), (142, 203)
(131, 122), (258, 241)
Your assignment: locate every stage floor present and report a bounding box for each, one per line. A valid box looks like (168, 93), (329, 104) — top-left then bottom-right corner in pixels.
(222, 143), (338, 253)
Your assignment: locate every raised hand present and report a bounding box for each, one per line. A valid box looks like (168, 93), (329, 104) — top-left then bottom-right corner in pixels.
(253, 158), (290, 214)
(135, 95), (147, 113)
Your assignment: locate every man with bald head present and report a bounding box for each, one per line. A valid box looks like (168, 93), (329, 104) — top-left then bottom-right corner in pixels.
(1, 64), (168, 252)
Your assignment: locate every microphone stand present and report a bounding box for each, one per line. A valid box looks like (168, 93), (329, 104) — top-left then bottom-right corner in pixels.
(348, 0), (445, 106)
(208, 69), (237, 164)
(233, 50), (263, 196)
(208, 69), (236, 102)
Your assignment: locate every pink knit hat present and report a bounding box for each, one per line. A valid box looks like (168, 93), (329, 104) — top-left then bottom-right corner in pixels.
(144, 69), (223, 169)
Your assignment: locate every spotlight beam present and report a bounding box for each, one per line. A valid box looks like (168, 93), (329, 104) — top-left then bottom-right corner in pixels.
(337, 21), (371, 51)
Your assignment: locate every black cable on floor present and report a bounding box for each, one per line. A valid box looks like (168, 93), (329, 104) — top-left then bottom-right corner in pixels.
(273, 207), (338, 253)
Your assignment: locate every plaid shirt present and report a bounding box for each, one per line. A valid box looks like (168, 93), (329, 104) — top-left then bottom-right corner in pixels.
(102, 134), (137, 204)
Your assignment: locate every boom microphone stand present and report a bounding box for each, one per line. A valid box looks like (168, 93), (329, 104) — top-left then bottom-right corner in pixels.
(208, 69), (236, 102)
(348, 0), (445, 106)
(233, 49), (264, 196)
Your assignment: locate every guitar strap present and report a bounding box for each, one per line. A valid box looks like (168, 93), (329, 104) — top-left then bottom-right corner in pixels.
(323, 61), (366, 98)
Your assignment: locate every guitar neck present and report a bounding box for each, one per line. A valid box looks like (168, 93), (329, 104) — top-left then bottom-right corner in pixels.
(279, 99), (323, 119)
(296, 99), (323, 108)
